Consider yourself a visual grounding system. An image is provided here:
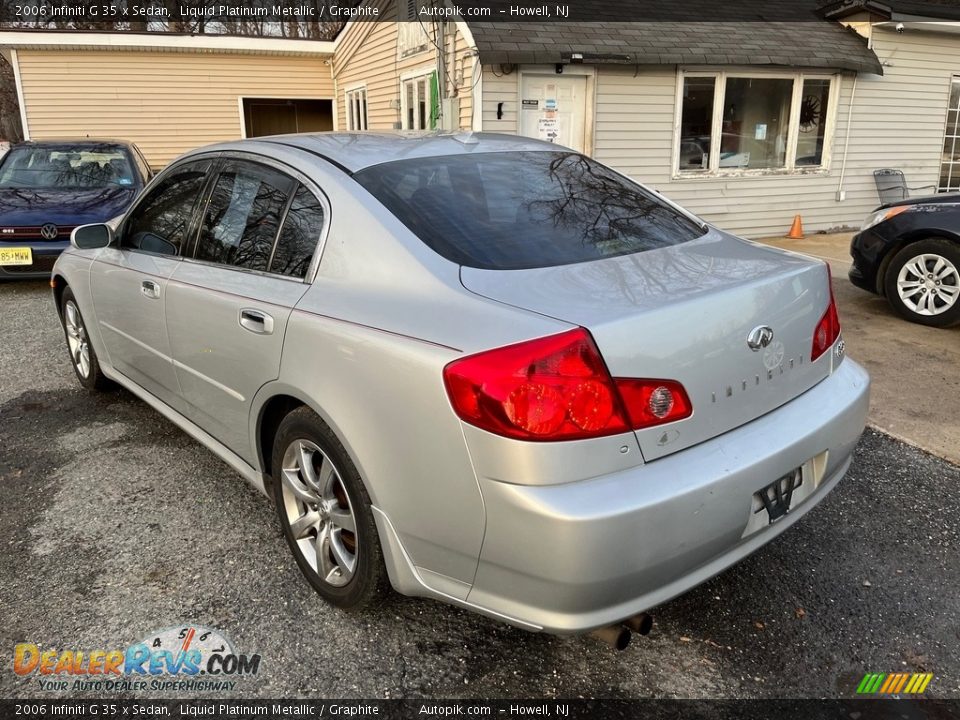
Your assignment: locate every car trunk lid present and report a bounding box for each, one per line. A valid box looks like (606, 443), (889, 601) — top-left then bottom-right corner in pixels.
(460, 231), (834, 461)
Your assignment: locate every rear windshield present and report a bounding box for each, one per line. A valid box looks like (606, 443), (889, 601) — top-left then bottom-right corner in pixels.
(353, 151), (707, 270)
(0, 145), (135, 190)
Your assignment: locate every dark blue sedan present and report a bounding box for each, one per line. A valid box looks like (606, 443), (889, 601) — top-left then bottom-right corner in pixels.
(0, 140), (152, 278)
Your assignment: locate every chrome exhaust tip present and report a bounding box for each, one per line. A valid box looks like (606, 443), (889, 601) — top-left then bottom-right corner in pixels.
(589, 624), (632, 650)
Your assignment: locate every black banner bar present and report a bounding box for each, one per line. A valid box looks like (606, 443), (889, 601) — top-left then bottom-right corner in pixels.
(0, 0), (843, 25)
(1, 699), (959, 720)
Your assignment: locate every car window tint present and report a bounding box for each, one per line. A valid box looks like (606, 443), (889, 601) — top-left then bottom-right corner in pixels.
(122, 160), (210, 255)
(195, 163), (291, 272)
(353, 151), (708, 270)
(271, 185), (325, 278)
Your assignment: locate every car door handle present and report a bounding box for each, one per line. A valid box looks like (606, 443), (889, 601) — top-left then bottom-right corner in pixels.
(141, 280), (160, 299)
(239, 308), (274, 335)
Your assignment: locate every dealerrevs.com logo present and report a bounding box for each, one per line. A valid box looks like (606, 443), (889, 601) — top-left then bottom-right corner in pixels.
(13, 626), (261, 692)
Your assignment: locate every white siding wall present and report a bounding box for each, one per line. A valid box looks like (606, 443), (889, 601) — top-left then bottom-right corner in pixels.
(480, 27), (960, 238)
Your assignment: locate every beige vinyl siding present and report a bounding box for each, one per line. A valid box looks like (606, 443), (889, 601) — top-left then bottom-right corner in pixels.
(480, 27), (960, 238)
(335, 8), (475, 131)
(16, 50), (333, 169)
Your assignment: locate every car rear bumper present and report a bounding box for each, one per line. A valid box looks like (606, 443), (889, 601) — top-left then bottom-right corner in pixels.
(0, 241), (68, 279)
(466, 359), (870, 634)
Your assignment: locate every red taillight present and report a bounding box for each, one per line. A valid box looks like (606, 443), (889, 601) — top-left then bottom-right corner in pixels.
(811, 266), (841, 362)
(443, 328), (692, 442)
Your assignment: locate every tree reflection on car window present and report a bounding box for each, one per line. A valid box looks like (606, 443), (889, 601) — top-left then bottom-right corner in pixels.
(271, 185), (325, 279)
(196, 164), (289, 272)
(355, 151), (707, 271)
(123, 161), (210, 255)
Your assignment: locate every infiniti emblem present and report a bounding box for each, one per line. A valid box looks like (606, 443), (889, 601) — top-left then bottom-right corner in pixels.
(747, 325), (775, 351)
(40, 223), (58, 240)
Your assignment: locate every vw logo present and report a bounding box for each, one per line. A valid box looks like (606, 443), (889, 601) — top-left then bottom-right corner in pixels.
(747, 325), (775, 351)
(40, 223), (58, 240)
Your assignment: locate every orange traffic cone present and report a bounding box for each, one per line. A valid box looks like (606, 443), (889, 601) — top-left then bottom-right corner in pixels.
(786, 214), (804, 239)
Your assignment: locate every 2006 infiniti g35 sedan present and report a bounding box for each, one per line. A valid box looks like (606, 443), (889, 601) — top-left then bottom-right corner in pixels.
(53, 133), (869, 642)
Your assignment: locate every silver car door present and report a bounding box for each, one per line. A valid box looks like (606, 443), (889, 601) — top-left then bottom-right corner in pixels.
(90, 159), (213, 408)
(165, 159), (325, 463)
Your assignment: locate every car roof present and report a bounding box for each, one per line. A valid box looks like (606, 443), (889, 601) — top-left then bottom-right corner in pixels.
(198, 132), (565, 174)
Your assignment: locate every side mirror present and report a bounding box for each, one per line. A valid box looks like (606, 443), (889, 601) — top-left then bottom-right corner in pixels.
(71, 223), (113, 250)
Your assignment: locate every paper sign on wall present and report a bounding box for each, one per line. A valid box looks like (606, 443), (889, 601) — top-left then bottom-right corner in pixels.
(538, 118), (560, 142)
(755, 123), (767, 140)
(545, 98), (558, 111)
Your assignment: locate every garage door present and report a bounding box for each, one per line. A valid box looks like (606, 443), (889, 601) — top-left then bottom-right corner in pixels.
(243, 98), (333, 137)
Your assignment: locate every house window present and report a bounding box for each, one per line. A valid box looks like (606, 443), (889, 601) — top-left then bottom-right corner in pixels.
(939, 78), (960, 192)
(346, 87), (368, 131)
(401, 73), (434, 130)
(397, 0), (429, 57)
(676, 71), (835, 175)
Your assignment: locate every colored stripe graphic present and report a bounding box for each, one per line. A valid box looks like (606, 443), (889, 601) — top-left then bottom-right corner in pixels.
(857, 672), (933, 694)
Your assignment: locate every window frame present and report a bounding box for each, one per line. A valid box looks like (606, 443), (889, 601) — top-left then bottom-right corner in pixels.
(672, 68), (840, 179)
(397, 0), (431, 58)
(938, 75), (960, 193)
(399, 66), (436, 131)
(345, 85), (369, 131)
(117, 156), (217, 259)
(179, 152), (331, 284)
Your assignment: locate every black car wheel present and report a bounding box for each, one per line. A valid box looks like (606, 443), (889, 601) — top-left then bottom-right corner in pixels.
(884, 238), (960, 328)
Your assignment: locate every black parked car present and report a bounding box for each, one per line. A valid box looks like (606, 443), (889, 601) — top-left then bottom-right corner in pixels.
(0, 140), (152, 278)
(850, 193), (960, 328)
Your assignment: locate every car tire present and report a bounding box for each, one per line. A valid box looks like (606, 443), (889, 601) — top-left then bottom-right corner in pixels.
(271, 406), (390, 610)
(60, 287), (112, 391)
(884, 238), (960, 328)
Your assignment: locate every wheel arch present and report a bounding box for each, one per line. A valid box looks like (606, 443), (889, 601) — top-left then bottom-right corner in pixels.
(878, 230), (960, 296)
(250, 383), (381, 506)
(51, 273), (68, 318)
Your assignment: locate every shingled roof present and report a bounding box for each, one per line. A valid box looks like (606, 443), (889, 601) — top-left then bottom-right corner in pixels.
(466, 0), (883, 75)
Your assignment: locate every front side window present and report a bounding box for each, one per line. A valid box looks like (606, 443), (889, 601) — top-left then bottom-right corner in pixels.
(354, 151), (707, 270)
(676, 72), (834, 174)
(0, 144), (136, 189)
(194, 162), (293, 272)
(346, 87), (368, 131)
(122, 160), (211, 255)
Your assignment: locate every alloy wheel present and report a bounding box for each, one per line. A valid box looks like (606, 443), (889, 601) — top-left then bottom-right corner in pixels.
(896, 253), (959, 316)
(64, 301), (91, 378)
(279, 439), (358, 587)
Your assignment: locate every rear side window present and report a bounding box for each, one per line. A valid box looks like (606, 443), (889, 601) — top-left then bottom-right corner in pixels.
(353, 151), (707, 270)
(195, 162), (292, 272)
(271, 185), (325, 278)
(122, 160), (210, 255)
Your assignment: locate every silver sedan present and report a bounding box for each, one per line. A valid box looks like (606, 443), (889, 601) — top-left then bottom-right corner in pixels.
(53, 133), (870, 647)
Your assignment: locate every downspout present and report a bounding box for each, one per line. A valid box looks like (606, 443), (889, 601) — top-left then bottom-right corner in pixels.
(836, 71), (858, 202)
(9, 49), (29, 141)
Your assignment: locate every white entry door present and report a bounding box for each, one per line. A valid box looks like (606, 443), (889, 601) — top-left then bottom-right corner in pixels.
(519, 74), (588, 153)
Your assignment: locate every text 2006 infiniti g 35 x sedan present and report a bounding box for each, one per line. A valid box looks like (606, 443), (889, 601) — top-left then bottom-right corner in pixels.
(53, 133), (869, 643)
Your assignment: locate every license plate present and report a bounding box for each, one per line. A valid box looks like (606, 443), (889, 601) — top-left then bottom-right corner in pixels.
(0, 247), (32, 266)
